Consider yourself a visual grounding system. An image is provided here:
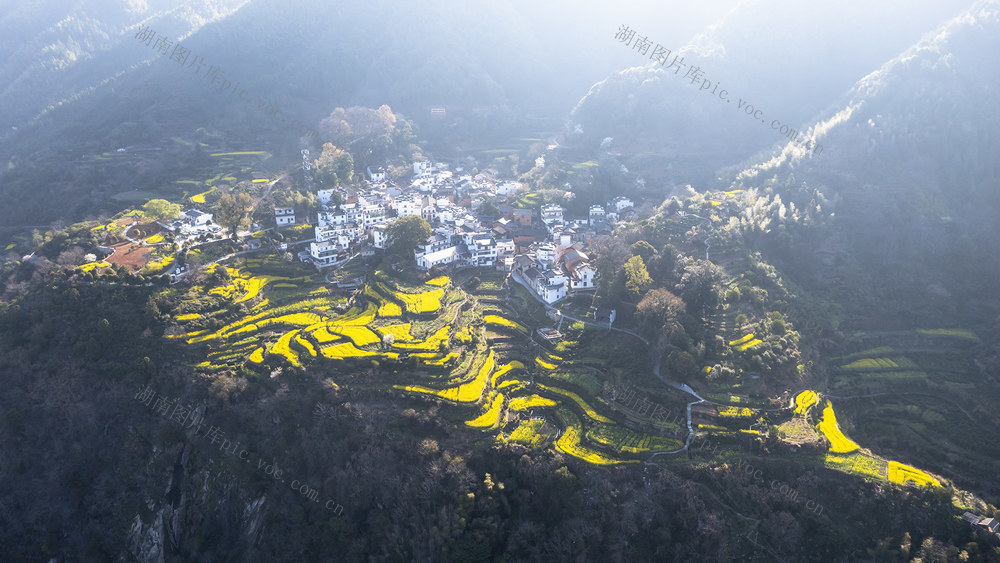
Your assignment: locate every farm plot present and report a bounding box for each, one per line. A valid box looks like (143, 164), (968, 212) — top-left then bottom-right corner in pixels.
(537, 384), (614, 424)
(916, 328), (980, 342)
(395, 351), (497, 403)
(321, 342), (383, 360)
(554, 410), (636, 465)
(484, 314), (529, 335)
(817, 401), (860, 453)
(507, 419), (549, 448)
(888, 461), (940, 488)
(325, 325), (380, 347)
(509, 395), (557, 411)
(794, 390), (819, 415)
(824, 453), (887, 480)
(465, 393), (506, 430)
(815, 400), (943, 490)
(729, 333), (762, 351)
(377, 323), (414, 342)
(390, 286), (444, 314)
(586, 424), (682, 453)
(535, 351), (561, 370)
(716, 406), (754, 418)
(391, 325), (451, 352)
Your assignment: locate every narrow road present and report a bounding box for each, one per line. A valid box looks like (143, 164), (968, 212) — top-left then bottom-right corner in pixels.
(508, 269), (721, 455)
(651, 353), (705, 452)
(122, 224), (140, 244)
(680, 212), (713, 261)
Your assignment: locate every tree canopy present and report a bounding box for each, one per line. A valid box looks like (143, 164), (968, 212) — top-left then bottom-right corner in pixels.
(477, 200), (501, 217)
(313, 142), (355, 186)
(623, 255), (653, 300)
(385, 215), (432, 256)
(630, 240), (657, 262)
(318, 105), (414, 173)
(636, 287), (685, 332)
(678, 259), (723, 315)
(142, 199), (181, 221)
(215, 193), (253, 237)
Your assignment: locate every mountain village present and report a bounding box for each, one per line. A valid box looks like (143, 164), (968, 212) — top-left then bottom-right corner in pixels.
(244, 159), (638, 305)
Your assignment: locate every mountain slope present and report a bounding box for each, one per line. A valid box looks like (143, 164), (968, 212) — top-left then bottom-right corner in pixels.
(565, 0), (974, 186)
(730, 0), (1000, 311)
(0, 0), (250, 135)
(0, 0), (672, 225)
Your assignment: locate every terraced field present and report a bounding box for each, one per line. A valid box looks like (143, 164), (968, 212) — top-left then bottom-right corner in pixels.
(794, 390), (818, 414)
(174, 264), (460, 371)
(729, 333), (762, 351)
(789, 390), (944, 490)
(821, 330), (999, 492)
(180, 256), (950, 483)
(817, 401), (861, 453)
(177, 258), (964, 482)
(173, 263), (691, 467)
(554, 409), (637, 465)
(506, 419), (549, 448)
(586, 424), (682, 453)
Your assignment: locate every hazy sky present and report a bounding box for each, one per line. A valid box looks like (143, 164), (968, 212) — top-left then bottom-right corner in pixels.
(501, 0), (975, 104)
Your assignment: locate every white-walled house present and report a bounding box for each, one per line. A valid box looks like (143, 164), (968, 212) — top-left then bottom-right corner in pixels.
(413, 160), (432, 176)
(173, 209), (214, 236)
(371, 223), (388, 249)
(469, 236), (497, 267)
(318, 210), (348, 228)
(275, 207), (296, 226)
(495, 238), (515, 256)
(413, 233), (453, 259)
(569, 262), (596, 290)
(525, 267), (567, 304)
(416, 246), (459, 270)
(610, 196), (634, 214)
(559, 248), (596, 291)
(536, 243), (556, 266)
(540, 204), (564, 225)
(183, 209), (213, 227)
(353, 203), (386, 229)
(589, 205), (606, 225)
(309, 239), (346, 267)
(512, 253), (567, 304)
(367, 166), (386, 182)
(317, 188), (338, 208)
(496, 181), (520, 196)
(393, 197), (422, 218)
(421, 205), (439, 224)
(495, 238), (515, 271)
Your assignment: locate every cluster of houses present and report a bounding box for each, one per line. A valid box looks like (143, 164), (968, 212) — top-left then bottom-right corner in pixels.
(962, 512), (1000, 541)
(511, 244), (596, 304)
(305, 192), (389, 267)
(161, 209), (219, 238)
(282, 159), (635, 305)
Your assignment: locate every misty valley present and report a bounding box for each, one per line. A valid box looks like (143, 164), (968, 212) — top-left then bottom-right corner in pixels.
(0, 1), (998, 561)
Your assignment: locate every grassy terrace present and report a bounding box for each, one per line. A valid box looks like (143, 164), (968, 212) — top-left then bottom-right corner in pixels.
(819, 330), (999, 492)
(168, 252), (962, 489)
(785, 390), (943, 490)
(169, 262), (691, 466)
